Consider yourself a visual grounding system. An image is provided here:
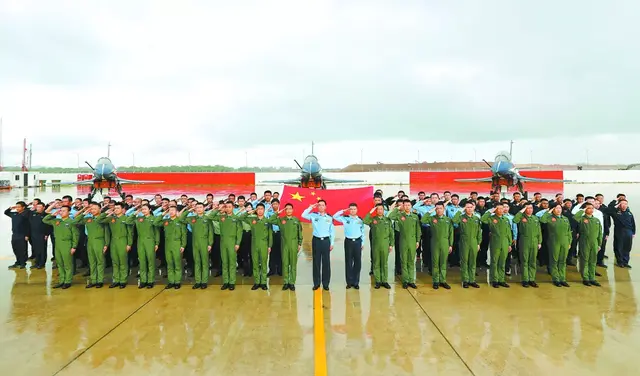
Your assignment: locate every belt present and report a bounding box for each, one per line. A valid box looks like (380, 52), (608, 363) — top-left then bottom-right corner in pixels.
(273, 230), (280, 233)
(313, 236), (329, 240)
(346, 237), (362, 241)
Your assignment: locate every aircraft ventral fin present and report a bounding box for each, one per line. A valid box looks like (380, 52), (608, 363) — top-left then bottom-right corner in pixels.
(454, 177), (494, 183)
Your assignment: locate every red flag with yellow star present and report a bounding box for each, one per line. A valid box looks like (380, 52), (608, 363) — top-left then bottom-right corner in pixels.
(280, 186), (375, 224)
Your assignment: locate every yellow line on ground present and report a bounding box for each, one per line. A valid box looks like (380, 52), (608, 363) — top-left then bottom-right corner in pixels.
(313, 289), (327, 376)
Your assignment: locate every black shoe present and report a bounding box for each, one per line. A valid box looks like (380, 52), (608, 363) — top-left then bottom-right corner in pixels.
(590, 280), (601, 287)
(62, 283), (71, 289)
(7, 263), (19, 269)
(283, 284), (289, 290)
(402, 283), (408, 289)
(138, 283), (146, 289)
(595, 272), (602, 277)
(441, 283), (451, 290)
(616, 263), (625, 268)
(521, 281), (529, 288)
(492, 282), (499, 288)
(354, 285), (360, 290)
(625, 264), (632, 269)
(175, 284), (181, 289)
(470, 282), (480, 288)
(529, 282), (539, 288)
(147, 283), (155, 289)
(86, 283), (95, 289)
(261, 284), (268, 290)
(433, 283), (439, 290)
(165, 284), (173, 290)
(290, 285), (296, 291)
(193, 283), (201, 289)
(109, 283), (119, 288)
(553, 281), (561, 287)
(381, 282), (390, 289)
(200, 284), (207, 289)
(229, 284), (235, 291)
(499, 282), (510, 288)
(323, 286), (329, 291)
(313, 285), (320, 290)
(597, 263), (607, 268)
(369, 271), (373, 276)
(561, 281), (570, 287)
(53, 283), (63, 289)
(221, 284), (229, 290)
(251, 284), (259, 290)
(96, 283), (104, 288)
(408, 283), (417, 289)
(346, 284), (352, 289)
(583, 280), (590, 286)
(374, 283), (381, 289)
(119, 283), (127, 289)
(462, 282), (469, 288)
(267, 271), (274, 276)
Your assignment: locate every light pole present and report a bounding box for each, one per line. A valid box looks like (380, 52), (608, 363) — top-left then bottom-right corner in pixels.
(530, 149), (533, 165)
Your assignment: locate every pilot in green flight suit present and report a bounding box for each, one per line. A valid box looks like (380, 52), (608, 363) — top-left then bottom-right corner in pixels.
(180, 202), (214, 289)
(388, 199), (421, 289)
(481, 206), (513, 288)
(266, 203), (303, 291)
(364, 204), (394, 289)
(72, 203), (110, 288)
(513, 203), (543, 288)
(99, 202), (133, 288)
(539, 204), (572, 287)
(207, 201), (243, 290)
(237, 203), (273, 290)
(43, 205), (79, 289)
(154, 206), (187, 289)
(421, 202), (454, 289)
(451, 202), (482, 288)
(126, 205), (160, 288)
(574, 203), (603, 286)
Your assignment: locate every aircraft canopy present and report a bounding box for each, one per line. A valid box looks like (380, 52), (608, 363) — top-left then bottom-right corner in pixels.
(494, 151), (512, 162)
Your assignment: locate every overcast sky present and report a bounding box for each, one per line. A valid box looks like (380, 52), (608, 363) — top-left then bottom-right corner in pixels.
(1, 0), (639, 169)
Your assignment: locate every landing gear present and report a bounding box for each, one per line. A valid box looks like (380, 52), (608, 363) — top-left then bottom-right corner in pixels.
(116, 183), (126, 200)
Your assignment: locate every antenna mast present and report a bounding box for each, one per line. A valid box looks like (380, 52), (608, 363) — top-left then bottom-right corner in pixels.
(311, 141), (314, 155)
(29, 143), (32, 170)
(107, 141), (111, 158)
(21, 138), (28, 171)
(509, 140), (514, 157)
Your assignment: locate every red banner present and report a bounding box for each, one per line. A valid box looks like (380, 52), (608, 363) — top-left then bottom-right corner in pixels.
(280, 186), (374, 225)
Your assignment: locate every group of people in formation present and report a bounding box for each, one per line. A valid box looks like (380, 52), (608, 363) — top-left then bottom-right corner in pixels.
(4, 188), (635, 291)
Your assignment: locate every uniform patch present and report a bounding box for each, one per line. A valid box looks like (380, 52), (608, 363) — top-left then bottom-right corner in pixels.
(433, 219), (438, 224)
(138, 218), (144, 222)
(492, 219), (498, 224)
(87, 219), (93, 223)
(55, 221), (60, 226)
(111, 219), (116, 223)
(281, 220), (286, 224)
(462, 218), (467, 223)
(583, 219), (589, 223)
(522, 218), (528, 223)
(401, 216), (406, 221)
(551, 218), (556, 222)
(191, 219), (196, 223)
(221, 217), (226, 222)
(252, 220), (257, 224)
(373, 220), (378, 224)
(164, 221), (169, 226)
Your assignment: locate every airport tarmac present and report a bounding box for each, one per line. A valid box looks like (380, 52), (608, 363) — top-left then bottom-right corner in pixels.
(0, 184), (638, 375)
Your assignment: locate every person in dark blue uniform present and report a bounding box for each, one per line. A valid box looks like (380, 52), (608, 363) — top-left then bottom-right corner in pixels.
(5, 202), (30, 269)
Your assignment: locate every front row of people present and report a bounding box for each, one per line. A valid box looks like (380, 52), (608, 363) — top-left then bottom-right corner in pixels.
(7, 197), (615, 290)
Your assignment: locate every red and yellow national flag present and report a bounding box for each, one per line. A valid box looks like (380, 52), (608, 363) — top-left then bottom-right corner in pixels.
(280, 185), (375, 225)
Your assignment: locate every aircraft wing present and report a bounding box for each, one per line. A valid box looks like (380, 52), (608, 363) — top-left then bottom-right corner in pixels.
(322, 176), (365, 183)
(45, 180), (94, 186)
(454, 177), (494, 183)
(518, 176), (573, 183)
(118, 178), (164, 184)
(261, 178), (302, 185)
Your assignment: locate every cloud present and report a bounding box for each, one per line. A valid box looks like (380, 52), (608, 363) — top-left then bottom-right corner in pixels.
(1, 0), (639, 167)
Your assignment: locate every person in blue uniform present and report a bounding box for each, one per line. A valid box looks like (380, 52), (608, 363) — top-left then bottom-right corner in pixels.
(5, 202), (30, 269)
(333, 203), (365, 289)
(302, 200), (335, 291)
(611, 199), (635, 268)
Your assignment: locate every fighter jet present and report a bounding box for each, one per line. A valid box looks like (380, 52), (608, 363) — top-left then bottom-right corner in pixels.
(455, 150), (572, 195)
(52, 157), (163, 200)
(263, 143), (363, 189)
